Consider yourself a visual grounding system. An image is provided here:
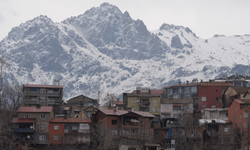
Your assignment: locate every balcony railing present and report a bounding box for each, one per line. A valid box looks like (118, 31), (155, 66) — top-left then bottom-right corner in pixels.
(13, 128), (34, 132)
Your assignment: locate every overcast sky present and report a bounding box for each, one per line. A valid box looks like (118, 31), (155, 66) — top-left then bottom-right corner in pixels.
(1, 0), (250, 41)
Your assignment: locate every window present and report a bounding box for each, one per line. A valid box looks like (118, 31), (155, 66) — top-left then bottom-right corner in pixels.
(112, 130), (117, 135)
(131, 99), (136, 103)
(173, 106), (181, 112)
(153, 99), (157, 104)
(40, 89), (45, 93)
(39, 124), (45, 130)
(153, 108), (157, 112)
(164, 104), (169, 110)
(112, 120), (117, 125)
(24, 114), (29, 118)
(112, 139), (117, 145)
(87, 112), (92, 118)
(212, 105), (216, 109)
(40, 114), (46, 119)
(235, 106), (237, 111)
(180, 129), (185, 135)
(39, 135), (46, 141)
(131, 107), (135, 111)
(53, 135), (59, 140)
(54, 125), (59, 130)
(31, 97), (37, 101)
(224, 127), (230, 132)
(202, 105), (206, 109)
(30, 88), (37, 92)
(165, 140), (175, 148)
(179, 87), (182, 93)
(48, 97), (55, 101)
(210, 112), (215, 118)
(202, 97), (206, 101)
(185, 95), (190, 99)
(216, 97), (219, 103)
(140, 131), (145, 136)
(240, 114), (241, 119)
(194, 130), (199, 136)
(169, 89), (173, 95)
(184, 87), (190, 93)
(191, 87), (197, 93)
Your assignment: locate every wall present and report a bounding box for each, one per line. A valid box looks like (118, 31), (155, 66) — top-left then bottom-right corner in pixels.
(198, 86), (223, 110)
(149, 97), (161, 116)
(49, 122), (64, 145)
(127, 96), (139, 111)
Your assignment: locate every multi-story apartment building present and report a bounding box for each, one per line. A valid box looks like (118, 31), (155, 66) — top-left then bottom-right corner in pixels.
(12, 106), (54, 148)
(160, 97), (193, 121)
(211, 73), (250, 87)
(92, 109), (155, 150)
(198, 82), (233, 110)
(163, 81), (200, 112)
(49, 118), (91, 147)
(23, 84), (63, 114)
(123, 87), (164, 119)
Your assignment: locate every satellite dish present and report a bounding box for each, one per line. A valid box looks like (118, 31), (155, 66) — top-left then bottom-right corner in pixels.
(30, 126), (33, 129)
(27, 135), (30, 139)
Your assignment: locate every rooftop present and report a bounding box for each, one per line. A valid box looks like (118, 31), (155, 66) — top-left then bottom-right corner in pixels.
(165, 83), (200, 88)
(50, 118), (91, 123)
(23, 84), (63, 88)
(99, 109), (155, 118)
(132, 89), (165, 94)
(200, 82), (233, 87)
(17, 106), (53, 113)
(115, 101), (124, 105)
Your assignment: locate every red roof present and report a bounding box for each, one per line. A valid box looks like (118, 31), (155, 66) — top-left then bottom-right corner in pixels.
(12, 118), (36, 123)
(132, 89), (164, 94)
(23, 84), (63, 88)
(50, 118), (91, 123)
(115, 101), (124, 105)
(63, 107), (70, 111)
(17, 107), (53, 113)
(200, 82), (233, 87)
(234, 99), (250, 104)
(99, 109), (155, 118)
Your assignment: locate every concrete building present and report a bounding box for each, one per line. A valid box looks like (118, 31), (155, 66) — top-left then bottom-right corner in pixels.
(23, 84), (63, 114)
(202, 108), (228, 121)
(123, 87), (164, 119)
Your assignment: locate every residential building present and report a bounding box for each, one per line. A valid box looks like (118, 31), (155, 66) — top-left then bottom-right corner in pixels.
(202, 108), (228, 121)
(211, 73), (250, 87)
(123, 87), (164, 119)
(160, 97), (193, 121)
(224, 86), (250, 107)
(67, 95), (99, 107)
(152, 118), (203, 150)
(49, 118), (91, 147)
(198, 82), (233, 110)
(200, 120), (234, 150)
(70, 106), (98, 119)
(12, 106), (54, 146)
(163, 80), (199, 112)
(92, 109), (155, 150)
(23, 84), (63, 114)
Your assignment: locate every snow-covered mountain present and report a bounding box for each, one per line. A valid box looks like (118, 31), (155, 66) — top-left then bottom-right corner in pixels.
(1, 3), (250, 100)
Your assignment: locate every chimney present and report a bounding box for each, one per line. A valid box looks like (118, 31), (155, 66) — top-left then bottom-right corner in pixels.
(201, 80), (203, 82)
(149, 89), (151, 94)
(113, 107), (116, 112)
(36, 104), (41, 108)
(186, 81), (189, 84)
(178, 81), (181, 85)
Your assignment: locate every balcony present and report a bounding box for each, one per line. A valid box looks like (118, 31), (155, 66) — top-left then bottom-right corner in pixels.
(13, 128), (34, 132)
(139, 102), (150, 107)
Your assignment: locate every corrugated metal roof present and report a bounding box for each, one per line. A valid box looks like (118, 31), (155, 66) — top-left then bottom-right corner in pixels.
(99, 109), (155, 118)
(12, 118), (36, 123)
(50, 118), (91, 123)
(115, 101), (124, 105)
(235, 99), (245, 104)
(23, 84), (63, 88)
(17, 107), (53, 113)
(200, 82), (233, 87)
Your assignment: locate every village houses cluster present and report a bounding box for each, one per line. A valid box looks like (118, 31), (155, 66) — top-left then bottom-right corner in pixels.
(10, 74), (250, 150)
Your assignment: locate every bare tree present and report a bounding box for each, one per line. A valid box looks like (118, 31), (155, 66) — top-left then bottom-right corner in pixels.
(0, 55), (8, 106)
(0, 83), (23, 150)
(102, 93), (117, 106)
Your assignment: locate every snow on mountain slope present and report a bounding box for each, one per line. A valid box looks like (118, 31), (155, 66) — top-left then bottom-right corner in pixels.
(1, 3), (250, 100)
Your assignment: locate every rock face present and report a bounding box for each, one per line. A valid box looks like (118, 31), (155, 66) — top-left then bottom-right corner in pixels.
(1, 3), (250, 100)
